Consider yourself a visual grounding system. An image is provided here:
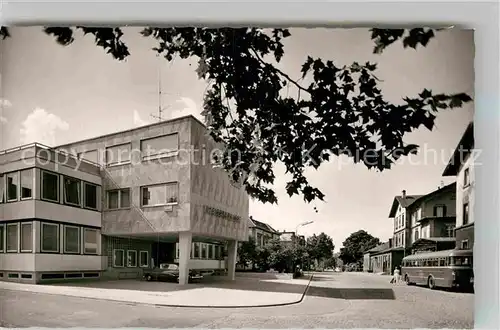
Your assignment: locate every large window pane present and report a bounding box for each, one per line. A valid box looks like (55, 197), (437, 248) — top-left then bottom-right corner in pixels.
(201, 243), (207, 259)
(141, 134), (179, 159)
(165, 183), (178, 204)
(6, 172), (18, 201)
(64, 177), (81, 206)
(84, 183), (98, 209)
(64, 226), (80, 253)
(41, 223), (59, 252)
(141, 183), (178, 207)
(120, 189), (130, 208)
(7, 224), (18, 252)
(113, 249), (124, 267)
(20, 222), (33, 252)
(79, 149), (98, 164)
(0, 225), (3, 252)
(20, 169), (33, 199)
(127, 250), (137, 267)
(193, 243), (200, 258)
(106, 144), (131, 166)
(0, 175), (4, 203)
(84, 228), (98, 254)
(139, 251), (149, 267)
(108, 191), (119, 209)
(42, 171), (59, 202)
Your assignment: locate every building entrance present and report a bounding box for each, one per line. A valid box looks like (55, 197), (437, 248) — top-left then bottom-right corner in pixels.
(151, 242), (176, 267)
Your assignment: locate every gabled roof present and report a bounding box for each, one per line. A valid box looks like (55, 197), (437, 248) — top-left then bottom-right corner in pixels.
(366, 241), (390, 254)
(442, 122), (474, 176)
(249, 217), (279, 234)
(406, 182), (456, 211)
(388, 195), (423, 217)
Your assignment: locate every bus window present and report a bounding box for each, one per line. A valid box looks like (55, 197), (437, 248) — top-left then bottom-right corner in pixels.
(439, 258), (445, 267)
(432, 259), (438, 267)
(445, 257), (450, 266)
(452, 257), (472, 266)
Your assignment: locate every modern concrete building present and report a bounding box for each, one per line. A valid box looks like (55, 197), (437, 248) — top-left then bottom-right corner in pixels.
(442, 122), (474, 250)
(1, 115), (250, 284)
(406, 182), (457, 254)
(0, 144), (103, 283)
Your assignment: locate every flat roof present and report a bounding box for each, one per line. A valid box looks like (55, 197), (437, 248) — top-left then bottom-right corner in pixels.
(55, 114), (206, 149)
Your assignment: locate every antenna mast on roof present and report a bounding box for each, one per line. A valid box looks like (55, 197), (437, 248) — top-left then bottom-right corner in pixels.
(150, 54), (169, 122)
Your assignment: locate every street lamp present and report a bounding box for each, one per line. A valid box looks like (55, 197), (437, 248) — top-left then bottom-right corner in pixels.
(295, 221), (314, 236)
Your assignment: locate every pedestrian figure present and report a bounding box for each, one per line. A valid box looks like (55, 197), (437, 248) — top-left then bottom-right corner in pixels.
(390, 266), (401, 284)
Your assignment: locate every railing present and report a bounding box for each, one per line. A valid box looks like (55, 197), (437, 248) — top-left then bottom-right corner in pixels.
(0, 142), (102, 170)
(99, 165), (157, 232)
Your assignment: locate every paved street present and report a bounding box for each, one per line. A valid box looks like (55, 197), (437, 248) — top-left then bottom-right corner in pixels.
(0, 272), (473, 328)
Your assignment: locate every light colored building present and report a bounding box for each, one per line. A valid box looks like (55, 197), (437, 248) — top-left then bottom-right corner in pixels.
(0, 115), (250, 285)
(0, 144), (103, 283)
(365, 240), (393, 274)
(442, 122), (474, 250)
(406, 182), (457, 254)
(388, 191), (423, 254)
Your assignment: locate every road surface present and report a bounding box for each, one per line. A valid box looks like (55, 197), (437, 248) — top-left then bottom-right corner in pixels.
(0, 272), (473, 328)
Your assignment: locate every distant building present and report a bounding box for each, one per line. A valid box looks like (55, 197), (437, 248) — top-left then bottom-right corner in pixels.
(249, 217), (280, 247)
(364, 239), (396, 274)
(406, 182), (457, 254)
(442, 122), (474, 251)
(388, 190), (423, 256)
(279, 231), (305, 246)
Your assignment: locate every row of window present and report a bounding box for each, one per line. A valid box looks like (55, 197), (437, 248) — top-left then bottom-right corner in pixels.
(0, 169), (34, 203)
(175, 242), (224, 260)
(0, 169), (100, 211)
(106, 183), (179, 210)
(403, 256), (472, 267)
(76, 133), (180, 167)
(394, 231), (406, 248)
(113, 249), (149, 268)
(0, 222), (98, 254)
(395, 211), (406, 231)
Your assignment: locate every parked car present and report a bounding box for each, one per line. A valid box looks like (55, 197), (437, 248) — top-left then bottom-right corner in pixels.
(143, 263), (203, 283)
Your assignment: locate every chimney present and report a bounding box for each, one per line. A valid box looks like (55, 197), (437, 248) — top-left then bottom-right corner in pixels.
(402, 190), (406, 198)
(388, 238), (393, 248)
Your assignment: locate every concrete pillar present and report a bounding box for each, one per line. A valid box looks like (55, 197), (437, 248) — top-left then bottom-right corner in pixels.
(178, 232), (192, 285)
(226, 239), (238, 280)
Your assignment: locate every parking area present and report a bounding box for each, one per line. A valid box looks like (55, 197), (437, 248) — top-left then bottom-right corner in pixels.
(0, 273), (311, 308)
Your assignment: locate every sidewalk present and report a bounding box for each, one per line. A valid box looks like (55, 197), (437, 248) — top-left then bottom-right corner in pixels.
(0, 278), (311, 308)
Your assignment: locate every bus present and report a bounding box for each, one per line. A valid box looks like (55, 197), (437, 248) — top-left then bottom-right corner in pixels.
(401, 249), (473, 291)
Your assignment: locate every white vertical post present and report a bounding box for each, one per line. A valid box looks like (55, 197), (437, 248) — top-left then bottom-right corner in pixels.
(226, 239), (238, 280)
(178, 232), (192, 285)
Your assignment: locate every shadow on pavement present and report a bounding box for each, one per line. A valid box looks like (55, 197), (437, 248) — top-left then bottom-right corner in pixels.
(51, 275), (395, 300)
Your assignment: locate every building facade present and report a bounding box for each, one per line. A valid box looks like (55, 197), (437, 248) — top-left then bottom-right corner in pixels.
(249, 217), (280, 247)
(406, 183), (457, 253)
(364, 239), (403, 275)
(0, 144), (104, 283)
(1, 115), (250, 285)
(442, 122), (474, 250)
(388, 191), (422, 254)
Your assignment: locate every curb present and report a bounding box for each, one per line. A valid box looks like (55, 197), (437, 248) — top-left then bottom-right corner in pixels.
(1, 274), (315, 309)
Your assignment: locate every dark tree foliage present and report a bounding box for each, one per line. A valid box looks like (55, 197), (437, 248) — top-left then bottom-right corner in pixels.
(339, 230), (380, 265)
(237, 236), (258, 268)
(0, 27), (472, 207)
(306, 232), (335, 264)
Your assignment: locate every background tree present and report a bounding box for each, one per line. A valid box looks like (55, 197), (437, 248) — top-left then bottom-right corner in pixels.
(0, 27), (472, 207)
(237, 236), (258, 269)
(339, 230), (380, 266)
(306, 232), (335, 269)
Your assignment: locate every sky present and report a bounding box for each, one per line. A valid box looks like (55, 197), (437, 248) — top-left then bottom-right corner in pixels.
(0, 27), (474, 251)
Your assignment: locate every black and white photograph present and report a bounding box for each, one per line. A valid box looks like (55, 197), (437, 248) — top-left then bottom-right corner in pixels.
(0, 25), (475, 328)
